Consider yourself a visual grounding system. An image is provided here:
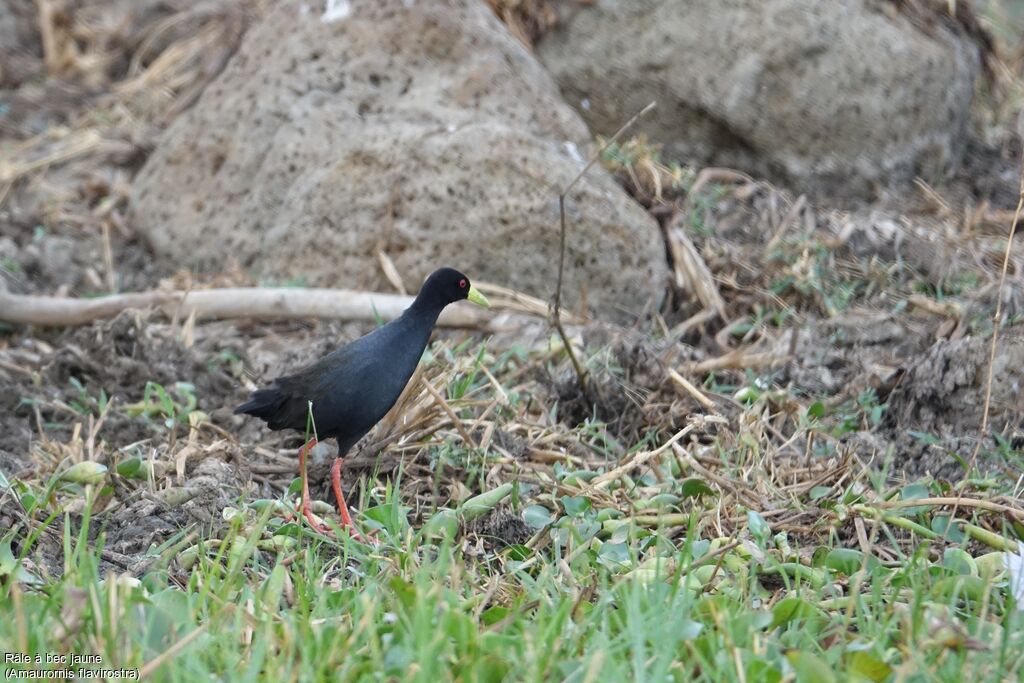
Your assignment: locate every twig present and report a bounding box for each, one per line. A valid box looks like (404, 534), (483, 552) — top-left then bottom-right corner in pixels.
(422, 380), (477, 450)
(667, 368), (717, 410)
(101, 219), (116, 293)
(554, 101), (657, 394)
(906, 293), (961, 317)
(689, 350), (789, 374)
(138, 624), (208, 679)
(875, 496), (1024, 519)
(586, 424), (692, 492)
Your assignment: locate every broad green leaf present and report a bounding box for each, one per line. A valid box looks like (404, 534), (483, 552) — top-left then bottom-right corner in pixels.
(59, 461), (107, 485)
(480, 605), (510, 626)
(770, 598), (821, 629)
(810, 545), (831, 567)
(747, 510), (772, 543)
(596, 542), (631, 571)
(824, 548), (879, 576)
(809, 486), (832, 501)
(645, 493), (682, 508)
(747, 660), (783, 683)
(501, 545), (531, 561)
(680, 478), (716, 499)
(560, 496), (592, 517)
(0, 538), (16, 577)
(786, 650), (836, 683)
(941, 548), (976, 576)
(932, 575), (987, 602)
(522, 505), (554, 529)
(572, 519), (601, 542)
(678, 620), (704, 640)
(931, 515), (966, 543)
(899, 483), (931, 515)
(471, 655), (509, 683)
(116, 458), (143, 479)
(848, 652), (893, 683)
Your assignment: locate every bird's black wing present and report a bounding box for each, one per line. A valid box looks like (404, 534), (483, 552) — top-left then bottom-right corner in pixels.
(233, 341), (361, 433)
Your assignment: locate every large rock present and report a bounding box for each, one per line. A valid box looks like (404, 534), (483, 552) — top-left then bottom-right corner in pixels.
(0, 1), (41, 87)
(130, 0), (667, 317)
(536, 0), (983, 196)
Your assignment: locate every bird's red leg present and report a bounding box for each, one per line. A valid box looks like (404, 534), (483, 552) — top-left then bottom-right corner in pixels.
(298, 437), (327, 531)
(330, 457), (367, 542)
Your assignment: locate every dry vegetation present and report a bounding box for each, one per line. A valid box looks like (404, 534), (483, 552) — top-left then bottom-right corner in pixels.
(1, 1), (1023, 680)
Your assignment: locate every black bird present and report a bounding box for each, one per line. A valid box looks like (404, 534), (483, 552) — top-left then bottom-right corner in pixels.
(235, 267), (490, 538)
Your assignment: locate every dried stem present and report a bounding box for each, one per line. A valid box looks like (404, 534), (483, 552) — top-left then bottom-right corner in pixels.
(947, 164), (1023, 529)
(554, 101), (656, 394)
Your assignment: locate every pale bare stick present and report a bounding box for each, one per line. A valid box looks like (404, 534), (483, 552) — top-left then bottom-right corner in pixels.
(667, 368), (717, 411)
(0, 286), (548, 330)
(554, 101), (657, 394)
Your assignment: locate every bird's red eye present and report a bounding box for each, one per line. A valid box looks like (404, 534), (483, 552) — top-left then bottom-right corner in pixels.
(459, 279), (467, 289)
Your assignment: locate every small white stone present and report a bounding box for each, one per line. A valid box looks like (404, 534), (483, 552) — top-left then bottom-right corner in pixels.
(563, 141), (583, 165)
(1007, 547), (1024, 612)
(322, 0), (351, 23)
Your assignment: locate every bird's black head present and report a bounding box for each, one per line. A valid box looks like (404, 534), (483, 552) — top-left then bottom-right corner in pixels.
(416, 267), (490, 309)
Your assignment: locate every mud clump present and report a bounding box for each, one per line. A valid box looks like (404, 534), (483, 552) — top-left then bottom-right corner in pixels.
(102, 456), (249, 562)
(551, 327), (701, 442)
(45, 309), (236, 403)
(466, 507), (533, 551)
(2, 310), (240, 451)
(0, 309), (244, 496)
(885, 326), (1024, 477)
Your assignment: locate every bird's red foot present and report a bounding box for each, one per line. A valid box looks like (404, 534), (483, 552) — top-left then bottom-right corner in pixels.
(294, 439), (373, 542)
(292, 500), (371, 540)
(299, 501), (331, 534)
(330, 457), (376, 544)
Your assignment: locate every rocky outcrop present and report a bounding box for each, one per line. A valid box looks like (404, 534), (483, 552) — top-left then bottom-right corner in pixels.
(536, 0), (984, 197)
(0, 1), (41, 87)
(130, 0), (667, 317)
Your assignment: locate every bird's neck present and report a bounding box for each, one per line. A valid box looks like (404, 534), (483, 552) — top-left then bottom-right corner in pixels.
(392, 298), (443, 356)
(406, 294), (445, 322)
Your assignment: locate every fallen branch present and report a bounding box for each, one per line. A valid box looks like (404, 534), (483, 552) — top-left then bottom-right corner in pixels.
(0, 284), (554, 330)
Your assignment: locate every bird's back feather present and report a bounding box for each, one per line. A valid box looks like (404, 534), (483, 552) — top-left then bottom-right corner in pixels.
(234, 304), (441, 452)
(233, 383), (310, 432)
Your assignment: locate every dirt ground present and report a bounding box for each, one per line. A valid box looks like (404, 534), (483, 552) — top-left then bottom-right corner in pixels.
(1, 0), (1022, 575)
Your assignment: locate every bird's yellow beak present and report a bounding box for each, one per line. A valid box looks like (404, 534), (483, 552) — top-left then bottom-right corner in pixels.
(467, 285), (490, 308)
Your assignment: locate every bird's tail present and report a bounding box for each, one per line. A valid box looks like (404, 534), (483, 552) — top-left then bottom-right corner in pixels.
(234, 387), (287, 421)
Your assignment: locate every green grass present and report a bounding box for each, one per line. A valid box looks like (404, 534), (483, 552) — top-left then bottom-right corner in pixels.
(2, 464), (1022, 682)
(2, 335), (1023, 682)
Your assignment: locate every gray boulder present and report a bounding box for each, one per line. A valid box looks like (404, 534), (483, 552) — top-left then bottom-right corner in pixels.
(130, 0), (667, 317)
(0, 1), (41, 87)
(536, 0), (983, 196)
